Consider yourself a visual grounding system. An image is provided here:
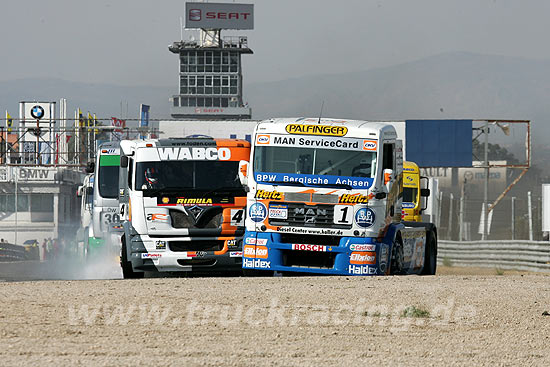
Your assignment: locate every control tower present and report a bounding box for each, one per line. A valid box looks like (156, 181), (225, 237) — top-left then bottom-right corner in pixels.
(169, 2), (254, 119)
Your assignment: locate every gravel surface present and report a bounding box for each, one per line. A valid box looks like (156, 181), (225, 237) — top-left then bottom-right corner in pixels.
(1, 270), (549, 366)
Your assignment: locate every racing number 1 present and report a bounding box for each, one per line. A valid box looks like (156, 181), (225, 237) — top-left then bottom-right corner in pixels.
(333, 205), (353, 225)
(230, 209), (244, 226)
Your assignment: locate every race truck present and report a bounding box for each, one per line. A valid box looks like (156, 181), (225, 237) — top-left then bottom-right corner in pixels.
(118, 137), (250, 278)
(239, 118), (437, 276)
(87, 142), (122, 259)
(401, 161), (431, 222)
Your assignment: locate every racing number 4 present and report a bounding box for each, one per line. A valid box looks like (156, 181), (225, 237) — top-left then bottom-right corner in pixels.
(230, 209), (244, 226)
(333, 205), (353, 225)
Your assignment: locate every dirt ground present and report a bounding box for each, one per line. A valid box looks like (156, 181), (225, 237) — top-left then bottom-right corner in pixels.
(1, 267), (549, 366)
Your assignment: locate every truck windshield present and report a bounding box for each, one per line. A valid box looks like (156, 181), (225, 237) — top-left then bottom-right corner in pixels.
(135, 161), (242, 192)
(98, 156), (120, 199)
(254, 146), (377, 178)
(402, 187), (418, 203)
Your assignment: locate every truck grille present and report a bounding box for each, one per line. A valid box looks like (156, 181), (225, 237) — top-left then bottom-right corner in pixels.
(169, 240), (224, 252)
(269, 202), (350, 229)
(279, 233), (342, 246)
(282, 250), (336, 269)
(170, 209), (222, 229)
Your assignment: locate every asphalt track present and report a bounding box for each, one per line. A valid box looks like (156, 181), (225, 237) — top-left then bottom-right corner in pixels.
(1, 262), (549, 366)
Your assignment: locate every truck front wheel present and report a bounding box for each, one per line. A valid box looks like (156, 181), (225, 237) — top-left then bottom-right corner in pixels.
(390, 233), (404, 275)
(421, 231), (437, 275)
(121, 237), (144, 279)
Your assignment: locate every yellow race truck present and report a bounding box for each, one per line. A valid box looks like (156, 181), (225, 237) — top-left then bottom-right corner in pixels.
(401, 161), (431, 222)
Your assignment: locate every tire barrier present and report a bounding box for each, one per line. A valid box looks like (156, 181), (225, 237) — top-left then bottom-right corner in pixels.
(438, 240), (550, 273)
(0, 243), (28, 262)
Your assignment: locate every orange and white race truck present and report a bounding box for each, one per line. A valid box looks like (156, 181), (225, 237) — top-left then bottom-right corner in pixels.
(118, 137), (250, 278)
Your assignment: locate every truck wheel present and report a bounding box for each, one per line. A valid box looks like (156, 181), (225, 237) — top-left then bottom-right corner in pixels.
(121, 237), (144, 279)
(390, 233), (404, 275)
(421, 231), (437, 275)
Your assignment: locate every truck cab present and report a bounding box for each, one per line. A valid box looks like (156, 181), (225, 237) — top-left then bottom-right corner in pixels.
(241, 118), (437, 276)
(87, 142), (121, 258)
(118, 137), (250, 278)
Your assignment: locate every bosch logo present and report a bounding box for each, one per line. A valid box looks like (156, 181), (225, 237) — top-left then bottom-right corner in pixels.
(189, 9), (201, 21)
(363, 140), (377, 151)
(355, 207), (376, 228)
(257, 135), (270, 144)
(30, 105), (45, 119)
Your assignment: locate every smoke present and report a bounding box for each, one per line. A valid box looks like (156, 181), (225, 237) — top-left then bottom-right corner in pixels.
(0, 231), (123, 281)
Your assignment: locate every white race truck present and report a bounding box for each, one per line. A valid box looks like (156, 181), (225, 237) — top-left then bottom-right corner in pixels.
(240, 118), (437, 276)
(86, 142), (122, 259)
(118, 137), (250, 278)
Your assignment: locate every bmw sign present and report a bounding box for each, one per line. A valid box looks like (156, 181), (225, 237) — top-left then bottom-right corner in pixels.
(30, 105), (45, 120)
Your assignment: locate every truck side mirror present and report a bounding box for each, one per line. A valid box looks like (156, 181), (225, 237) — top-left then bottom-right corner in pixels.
(76, 186), (83, 197)
(85, 161), (95, 174)
(420, 176), (430, 211)
(120, 155), (128, 168)
(238, 160), (249, 187)
(383, 168), (393, 185)
(375, 192), (387, 200)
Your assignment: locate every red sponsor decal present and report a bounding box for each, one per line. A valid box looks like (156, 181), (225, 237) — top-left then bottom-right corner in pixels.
(292, 244), (326, 252)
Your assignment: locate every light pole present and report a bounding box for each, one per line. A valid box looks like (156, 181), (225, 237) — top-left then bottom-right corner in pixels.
(10, 167), (18, 245)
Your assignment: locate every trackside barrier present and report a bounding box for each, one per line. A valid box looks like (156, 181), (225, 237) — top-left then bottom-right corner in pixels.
(438, 240), (550, 273)
(0, 243), (27, 262)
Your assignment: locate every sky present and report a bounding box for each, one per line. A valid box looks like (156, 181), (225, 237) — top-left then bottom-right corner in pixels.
(1, 0), (550, 89)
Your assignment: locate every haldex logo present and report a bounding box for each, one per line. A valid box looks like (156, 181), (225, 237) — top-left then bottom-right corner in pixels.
(189, 9), (201, 21)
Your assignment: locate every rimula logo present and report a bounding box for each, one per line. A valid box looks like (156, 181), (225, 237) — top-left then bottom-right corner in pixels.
(176, 198), (213, 205)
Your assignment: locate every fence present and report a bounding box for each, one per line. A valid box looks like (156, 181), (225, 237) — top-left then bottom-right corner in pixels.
(0, 243), (28, 261)
(438, 240), (550, 273)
